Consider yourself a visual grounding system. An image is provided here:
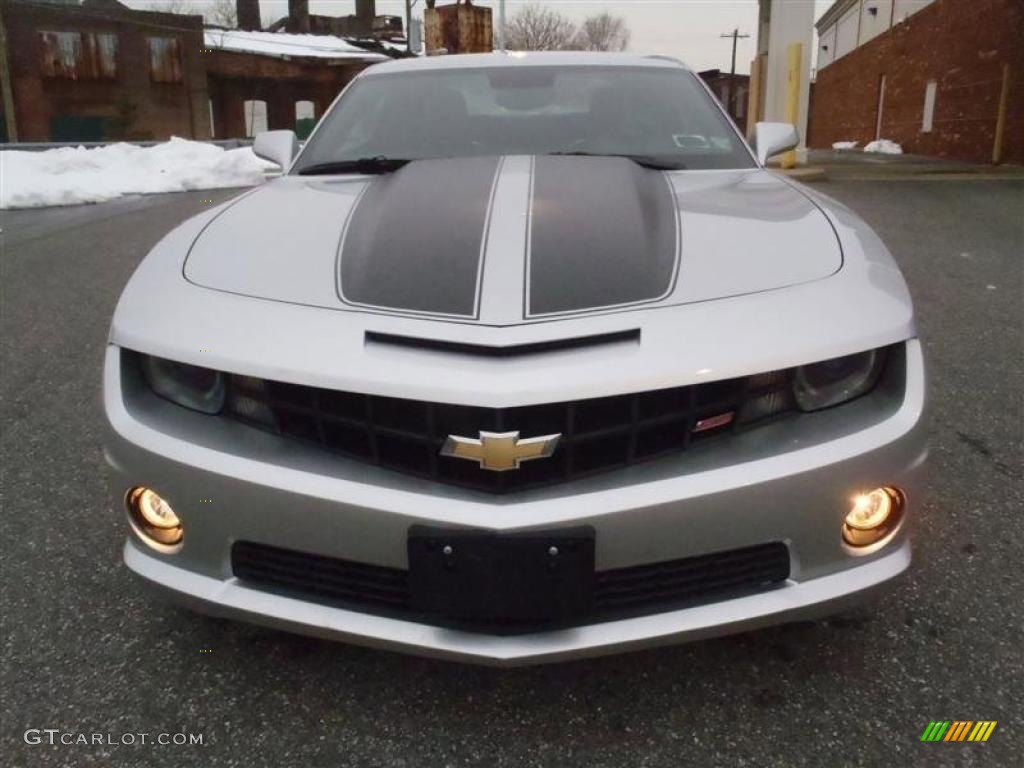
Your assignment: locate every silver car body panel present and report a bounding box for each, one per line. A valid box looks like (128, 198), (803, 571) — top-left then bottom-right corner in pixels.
(183, 164), (842, 324)
(105, 338), (925, 665)
(105, 53), (925, 665)
(123, 541), (911, 667)
(112, 176), (910, 408)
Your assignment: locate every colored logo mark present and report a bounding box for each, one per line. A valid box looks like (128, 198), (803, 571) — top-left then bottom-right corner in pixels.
(920, 721), (997, 742)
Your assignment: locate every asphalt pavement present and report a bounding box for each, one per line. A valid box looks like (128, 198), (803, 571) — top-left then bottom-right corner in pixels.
(1, 176), (1022, 767)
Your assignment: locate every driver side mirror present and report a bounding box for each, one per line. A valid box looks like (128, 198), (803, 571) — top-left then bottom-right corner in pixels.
(253, 130), (298, 170)
(753, 122), (800, 165)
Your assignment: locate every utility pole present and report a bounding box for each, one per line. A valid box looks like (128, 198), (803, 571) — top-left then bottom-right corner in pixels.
(720, 27), (750, 78)
(406, 0), (430, 53)
(497, 0), (506, 51)
(0, 0), (18, 141)
(719, 27), (750, 120)
(406, 0), (412, 52)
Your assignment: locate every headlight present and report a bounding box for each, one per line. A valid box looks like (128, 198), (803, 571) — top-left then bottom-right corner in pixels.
(141, 355), (225, 414)
(793, 349), (885, 411)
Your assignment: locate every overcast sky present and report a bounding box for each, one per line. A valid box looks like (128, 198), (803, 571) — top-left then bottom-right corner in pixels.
(127, 0), (835, 74)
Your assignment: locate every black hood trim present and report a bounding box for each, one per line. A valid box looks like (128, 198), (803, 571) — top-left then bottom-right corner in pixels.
(524, 155), (682, 318)
(336, 156), (503, 319)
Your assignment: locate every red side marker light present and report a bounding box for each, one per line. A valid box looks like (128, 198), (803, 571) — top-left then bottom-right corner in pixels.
(693, 411), (735, 433)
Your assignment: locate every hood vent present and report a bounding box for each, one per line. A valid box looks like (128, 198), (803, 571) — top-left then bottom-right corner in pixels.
(364, 329), (640, 357)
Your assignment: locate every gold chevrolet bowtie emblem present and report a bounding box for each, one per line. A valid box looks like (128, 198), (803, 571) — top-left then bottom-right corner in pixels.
(440, 430), (561, 472)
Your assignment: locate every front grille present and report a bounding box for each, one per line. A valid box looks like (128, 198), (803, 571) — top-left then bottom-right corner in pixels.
(231, 541), (791, 634)
(224, 370), (795, 493)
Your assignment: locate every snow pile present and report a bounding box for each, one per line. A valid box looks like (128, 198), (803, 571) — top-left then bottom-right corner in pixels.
(832, 141), (859, 150)
(0, 138), (276, 209)
(863, 139), (903, 154)
(379, 39), (414, 54)
(205, 28), (388, 61)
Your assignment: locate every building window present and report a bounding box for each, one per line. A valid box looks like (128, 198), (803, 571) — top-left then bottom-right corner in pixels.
(93, 34), (118, 78)
(922, 80), (937, 133)
(39, 31), (118, 80)
(875, 74), (887, 139)
(40, 31), (80, 78)
(295, 100), (316, 140)
(244, 100), (267, 137)
(148, 37), (183, 83)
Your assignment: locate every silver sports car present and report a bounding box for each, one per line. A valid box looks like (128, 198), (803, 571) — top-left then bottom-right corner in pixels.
(104, 52), (926, 666)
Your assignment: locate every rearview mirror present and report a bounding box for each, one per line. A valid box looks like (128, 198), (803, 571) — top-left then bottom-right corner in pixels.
(253, 130), (298, 170)
(754, 122), (800, 165)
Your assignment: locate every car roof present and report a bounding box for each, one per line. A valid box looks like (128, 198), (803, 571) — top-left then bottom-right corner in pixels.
(362, 51), (690, 76)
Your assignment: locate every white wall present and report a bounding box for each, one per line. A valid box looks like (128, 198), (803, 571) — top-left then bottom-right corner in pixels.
(817, 0), (919, 71)
(894, 0), (935, 23)
(762, 0), (815, 146)
(817, 23), (837, 68)
(859, 0), (894, 43)
(835, 3), (861, 60)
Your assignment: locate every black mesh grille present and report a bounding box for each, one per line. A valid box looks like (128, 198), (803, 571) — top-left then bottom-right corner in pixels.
(225, 372), (795, 493)
(232, 542), (410, 613)
(231, 541), (791, 634)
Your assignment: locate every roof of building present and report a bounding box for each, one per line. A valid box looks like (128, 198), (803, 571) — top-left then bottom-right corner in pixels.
(362, 51), (688, 75)
(697, 68), (750, 80)
(815, 0), (861, 32)
(203, 28), (389, 62)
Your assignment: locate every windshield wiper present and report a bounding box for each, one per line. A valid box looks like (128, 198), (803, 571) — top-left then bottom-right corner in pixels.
(545, 151), (687, 171)
(296, 157), (412, 176)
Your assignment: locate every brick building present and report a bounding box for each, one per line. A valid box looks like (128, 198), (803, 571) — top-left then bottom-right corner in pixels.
(1, 0), (211, 142)
(204, 28), (386, 140)
(0, 0), (391, 143)
(265, 0), (404, 41)
(808, 0), (1023, 163)
(424, 1), (492, 55)
(698, 69), (750, 127)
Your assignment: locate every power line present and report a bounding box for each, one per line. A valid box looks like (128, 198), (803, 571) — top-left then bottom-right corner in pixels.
(719, 27), (750, 77)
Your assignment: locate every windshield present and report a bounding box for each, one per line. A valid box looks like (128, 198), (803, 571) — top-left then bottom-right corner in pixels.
(292, 65), (755, 173)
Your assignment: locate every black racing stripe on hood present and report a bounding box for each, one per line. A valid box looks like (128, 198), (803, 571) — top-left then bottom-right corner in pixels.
(338, 156), (501, 317)
(527, 156), (679, 316)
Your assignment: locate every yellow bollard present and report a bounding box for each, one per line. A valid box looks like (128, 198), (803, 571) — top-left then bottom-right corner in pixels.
(781, 43), (802, 170)
(746, 55), (765, 141)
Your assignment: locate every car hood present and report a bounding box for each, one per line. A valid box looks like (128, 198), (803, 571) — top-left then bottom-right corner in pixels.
(184, 156), (841, 326)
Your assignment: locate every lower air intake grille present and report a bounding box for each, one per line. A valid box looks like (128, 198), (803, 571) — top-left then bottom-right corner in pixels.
(231, 541), (791, 635)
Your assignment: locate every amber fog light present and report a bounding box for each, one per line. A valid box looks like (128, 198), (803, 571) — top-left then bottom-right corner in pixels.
(842, 487), (904, 548)
(125, 486), (183, 553)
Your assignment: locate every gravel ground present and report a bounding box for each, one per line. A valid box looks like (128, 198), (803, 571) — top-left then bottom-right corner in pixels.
(1, 178), (1021, 767)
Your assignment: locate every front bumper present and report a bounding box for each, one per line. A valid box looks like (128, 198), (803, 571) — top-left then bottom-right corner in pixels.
(125, 537), (909, 666)
(105, 341), (927, 666)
